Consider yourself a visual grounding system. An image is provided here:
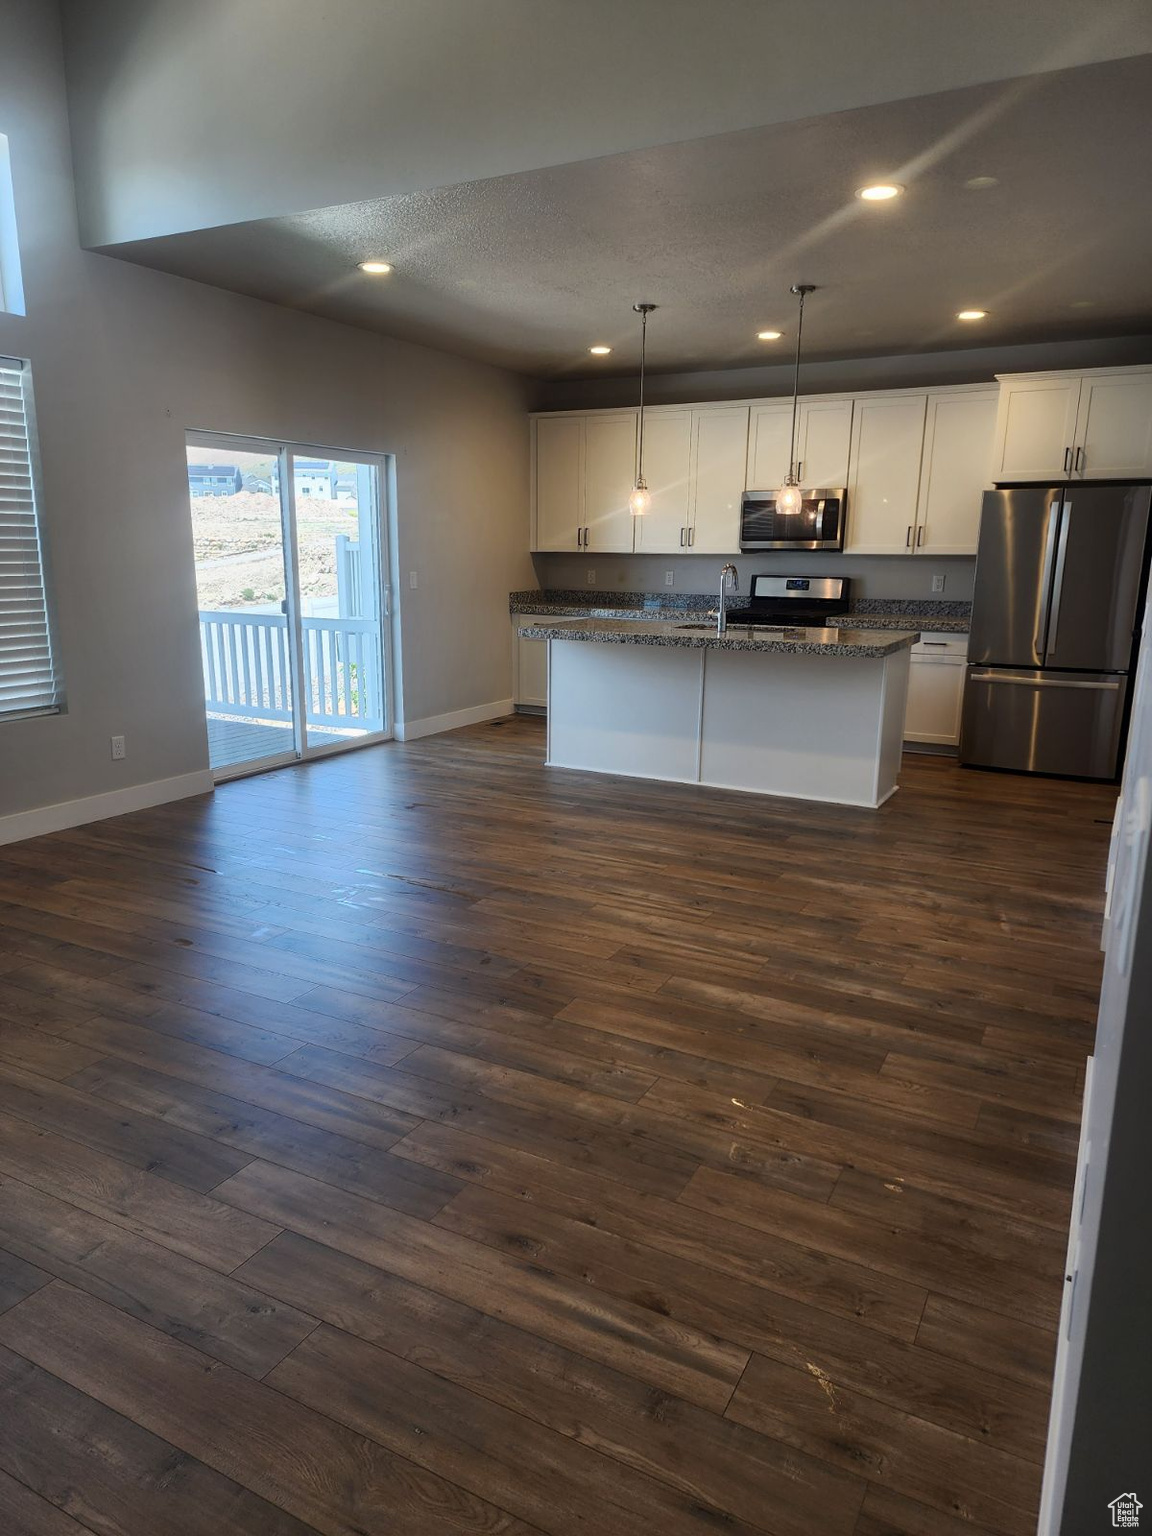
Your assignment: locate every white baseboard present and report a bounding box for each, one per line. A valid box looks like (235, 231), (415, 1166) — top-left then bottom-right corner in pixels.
(0, 768), (214, 847)
(394, 698), (513, 742)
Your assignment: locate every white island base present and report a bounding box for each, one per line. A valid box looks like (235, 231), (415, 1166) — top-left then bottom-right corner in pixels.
(546, 639), (911, 808)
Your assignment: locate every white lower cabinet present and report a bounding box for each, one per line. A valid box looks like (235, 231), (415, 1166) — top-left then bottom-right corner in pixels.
(513, 621), (548, 709)
(904, 634), (967, 748)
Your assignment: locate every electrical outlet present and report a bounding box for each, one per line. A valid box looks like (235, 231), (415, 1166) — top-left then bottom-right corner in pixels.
(664, 570), (675, 587)
(931, 574), (946, 593)
(408, 570), (418, 590)
(110, 735), (126, 761)
(586, 568), (596, 585)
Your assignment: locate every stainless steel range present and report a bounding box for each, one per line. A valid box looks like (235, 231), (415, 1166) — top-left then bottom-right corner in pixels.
(721, 574), (852, 628)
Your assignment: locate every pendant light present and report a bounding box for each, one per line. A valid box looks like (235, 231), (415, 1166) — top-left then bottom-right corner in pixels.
(629, 303), (658, 516)
(776, 284), (817, 515)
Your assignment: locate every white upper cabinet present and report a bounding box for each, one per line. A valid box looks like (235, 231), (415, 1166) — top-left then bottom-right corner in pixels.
(746, 398), (853, 490)
(991, 368), (1152, 482)
(914, 389), (998, 555)
(1073, 372), (1152, 479)
(844, 395), (927, 554)
(534, 416), (583, 551)
(688, 407), (748, 553)
(633, 411), (692, 551)
(796, 399), (854, 487)
(746, 403), (793, 488)
(583, 413), (637, 551)
(992, 377), (1082, 481)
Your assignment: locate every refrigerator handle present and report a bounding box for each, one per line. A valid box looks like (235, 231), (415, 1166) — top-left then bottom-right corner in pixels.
(1047, 501), (1072, 661)
(1033, 498), (1062, 663)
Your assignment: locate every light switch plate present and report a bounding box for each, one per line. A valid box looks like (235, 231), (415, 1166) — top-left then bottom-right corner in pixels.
(931, 574), (946, 593)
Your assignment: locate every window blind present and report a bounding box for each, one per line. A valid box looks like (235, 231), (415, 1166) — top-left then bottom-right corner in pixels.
(0, 358), (59, 720)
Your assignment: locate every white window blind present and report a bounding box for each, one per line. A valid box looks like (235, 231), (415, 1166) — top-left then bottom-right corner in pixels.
(1, 358), (60, 720)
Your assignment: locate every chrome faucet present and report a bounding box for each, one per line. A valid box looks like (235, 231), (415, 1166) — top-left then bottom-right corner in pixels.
(716, 564), (739, 636)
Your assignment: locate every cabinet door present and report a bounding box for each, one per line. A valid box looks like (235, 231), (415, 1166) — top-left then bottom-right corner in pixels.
(796, 399), (853, 487)
(534, 417), (583, 551)
(1073, 372), (1152, 479)
(904, 655), (965, 745)
(689, 407), (748, 553)
(992, 377), (1081, 481)
(584, 413), (637, 551)
(844, 394), (927, 554)
(515, 634), (548, 708)
(634, 411), (692, 552)
(746, 403), (793, 488)
(915, 390), (997, 555)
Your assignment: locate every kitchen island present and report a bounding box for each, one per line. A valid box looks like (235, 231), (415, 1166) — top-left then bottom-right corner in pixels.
(517, 617), (919, 808)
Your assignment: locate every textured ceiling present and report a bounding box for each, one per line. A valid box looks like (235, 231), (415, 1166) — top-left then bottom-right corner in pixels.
(99, 55), (1152, 379)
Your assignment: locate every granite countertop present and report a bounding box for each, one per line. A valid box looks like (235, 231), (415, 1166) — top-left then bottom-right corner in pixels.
(517, 617), (919, 659)
(510, 590), (969, 633)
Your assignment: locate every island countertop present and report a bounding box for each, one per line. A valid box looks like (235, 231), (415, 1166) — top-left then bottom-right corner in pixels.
(517, 616), (919, 659)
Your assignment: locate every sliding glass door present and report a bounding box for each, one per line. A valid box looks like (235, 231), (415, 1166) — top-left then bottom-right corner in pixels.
(187, 435), (392, 778)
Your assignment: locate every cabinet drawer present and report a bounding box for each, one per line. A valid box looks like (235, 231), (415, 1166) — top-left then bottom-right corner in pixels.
(912, 632), (968, 660)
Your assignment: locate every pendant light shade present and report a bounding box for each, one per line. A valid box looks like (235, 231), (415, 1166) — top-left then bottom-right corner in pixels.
(630, 302), (657, 516)
(776, 284), (816, 514)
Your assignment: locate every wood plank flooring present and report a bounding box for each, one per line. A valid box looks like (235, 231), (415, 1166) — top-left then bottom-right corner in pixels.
(0, 715), (1112, 1535)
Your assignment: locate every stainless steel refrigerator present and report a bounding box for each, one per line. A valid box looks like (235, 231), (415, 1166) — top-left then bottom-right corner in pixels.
(960, 483), (1151, 779)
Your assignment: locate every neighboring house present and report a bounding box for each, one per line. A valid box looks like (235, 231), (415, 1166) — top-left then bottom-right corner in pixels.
(294, 457), (333, 498)
(332, 468), (358, 502)
(187, 462), (243, 497)
(242, 471), (273, 493)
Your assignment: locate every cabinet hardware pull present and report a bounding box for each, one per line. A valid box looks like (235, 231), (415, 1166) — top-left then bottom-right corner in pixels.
(796, 461), (802, 482)
(906, 525), (913, 548)
(1075, 446), (1084, 475)
(1063, 446), (1072, 474)
(916, 525), (924, 547)
(680, 526), (686, 547)
(688, 525), (695, 546)
(577, 526), (583, 548)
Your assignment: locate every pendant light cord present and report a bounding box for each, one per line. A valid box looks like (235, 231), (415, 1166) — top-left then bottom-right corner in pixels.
(637, 307), (648, 480)
(787, 287), (807, 481)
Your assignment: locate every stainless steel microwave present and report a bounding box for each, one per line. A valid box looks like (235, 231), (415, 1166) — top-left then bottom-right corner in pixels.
(739, 488), (847, 551)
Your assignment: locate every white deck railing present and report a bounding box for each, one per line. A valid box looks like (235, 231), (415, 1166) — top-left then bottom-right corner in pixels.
(199, 610), (384, 731)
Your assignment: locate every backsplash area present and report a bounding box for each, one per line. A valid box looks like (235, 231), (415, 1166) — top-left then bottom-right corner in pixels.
(532, 551), (977, 603)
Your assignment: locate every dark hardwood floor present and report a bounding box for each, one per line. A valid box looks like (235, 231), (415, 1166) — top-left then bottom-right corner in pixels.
(0, 715), (1112, 1535)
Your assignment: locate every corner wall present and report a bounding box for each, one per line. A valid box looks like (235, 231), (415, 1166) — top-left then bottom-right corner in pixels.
(0, 0), (534, 825)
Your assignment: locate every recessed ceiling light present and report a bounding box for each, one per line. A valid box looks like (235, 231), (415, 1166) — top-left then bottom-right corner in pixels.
(964, 176), (999, 190)
(956, 309), (988, 321)
(589, 345), (612, 356)
(757, 330), (783, 341)
(358, 260), (392, 274)
(855, 183), (904, 201)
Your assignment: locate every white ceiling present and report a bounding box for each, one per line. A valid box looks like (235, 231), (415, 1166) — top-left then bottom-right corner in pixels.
(95, 55), (1152, 378)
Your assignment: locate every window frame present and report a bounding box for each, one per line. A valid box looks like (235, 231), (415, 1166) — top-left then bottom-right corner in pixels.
(0, 355), (62, 723)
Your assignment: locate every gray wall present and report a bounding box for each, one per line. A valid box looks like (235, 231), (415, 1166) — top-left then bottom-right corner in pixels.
(533, 552), (975, 604)
(0, 0), (534, 822)
(537, 333), (1152, 412)
(59, 0), (1152, 247)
